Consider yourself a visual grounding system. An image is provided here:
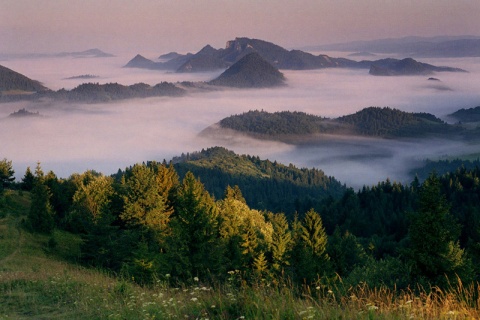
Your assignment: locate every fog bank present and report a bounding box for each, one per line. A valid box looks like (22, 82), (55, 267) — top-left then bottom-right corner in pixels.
(1, 55), (479, 188)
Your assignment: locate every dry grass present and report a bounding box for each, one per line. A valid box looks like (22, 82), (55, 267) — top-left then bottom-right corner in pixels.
(1, 190), (480, 319)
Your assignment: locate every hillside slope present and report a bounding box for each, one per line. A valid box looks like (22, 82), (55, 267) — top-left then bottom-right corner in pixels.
(0, 64), (48, 93)
(208, 52), (285, 88)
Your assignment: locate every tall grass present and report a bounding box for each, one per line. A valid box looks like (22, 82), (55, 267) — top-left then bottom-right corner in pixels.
(1, 190), (480, 319)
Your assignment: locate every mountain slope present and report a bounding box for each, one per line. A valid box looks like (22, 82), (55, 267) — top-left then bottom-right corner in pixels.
(0, 64), (48, 93)
(172, 146), (345, 214)
(208, 52), (285, 88)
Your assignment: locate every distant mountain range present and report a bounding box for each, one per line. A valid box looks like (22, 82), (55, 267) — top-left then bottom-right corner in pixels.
(0, 48), (115, 60)
(125, 37), (466, 75)
(306, 35), (480, 58)
(0, 52), (287, 102)
(201, 107), (468, 141)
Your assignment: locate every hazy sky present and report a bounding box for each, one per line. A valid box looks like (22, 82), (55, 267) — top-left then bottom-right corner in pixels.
(2, 0), (480, 54)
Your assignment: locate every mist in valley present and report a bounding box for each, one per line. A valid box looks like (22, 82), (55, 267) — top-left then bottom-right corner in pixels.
(1, 54), (480, 188)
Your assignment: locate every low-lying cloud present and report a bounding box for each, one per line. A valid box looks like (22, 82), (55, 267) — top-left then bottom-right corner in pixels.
(1, 54), (480, 188)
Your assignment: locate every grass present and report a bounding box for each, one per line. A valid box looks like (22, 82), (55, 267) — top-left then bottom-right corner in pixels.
(1, 190), (480, 319)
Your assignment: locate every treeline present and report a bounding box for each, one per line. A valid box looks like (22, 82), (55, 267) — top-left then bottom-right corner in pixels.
(2, 155), (480, 292)
(218, 107), (464, 139)
(0, 81), (185, 103)
(170, 147), (345, 214)
(219, 110), (331, 135)
(337, 107), (459, 137)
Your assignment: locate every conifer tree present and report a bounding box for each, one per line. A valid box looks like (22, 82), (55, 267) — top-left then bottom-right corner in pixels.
(27, 163), (54, 234)
(120, 164), (171, 232)
(291, 209), (330, 284)
(21, 166), (35, 191)
(268, 212), (292, 273)
(407, 173), (472, 286)
(168, 172), (222, 280)
(0, 158), (15, 193)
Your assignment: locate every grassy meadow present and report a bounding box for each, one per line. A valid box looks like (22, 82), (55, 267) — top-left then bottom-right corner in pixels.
(1, 190), (479, 319)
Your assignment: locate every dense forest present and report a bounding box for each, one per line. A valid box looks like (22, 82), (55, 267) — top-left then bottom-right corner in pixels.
(0, 80), (186, 103)
(2, 148), (480, 294)
(216, 107), (465, 139)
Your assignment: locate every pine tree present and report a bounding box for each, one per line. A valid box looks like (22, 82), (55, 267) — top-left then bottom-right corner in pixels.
(120, 164), (171, 232)
(407, 173), (472, 286)
(21, 166), (35, 191)
(291, 209), (330, 284)
(168, 172), (222, 280)
(27, 163), (54, 234)
(268, 212), (292, 273)
(0, 158), (15, 193)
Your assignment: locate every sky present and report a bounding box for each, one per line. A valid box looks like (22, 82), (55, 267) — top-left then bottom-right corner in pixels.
(1, 0), (480, 55)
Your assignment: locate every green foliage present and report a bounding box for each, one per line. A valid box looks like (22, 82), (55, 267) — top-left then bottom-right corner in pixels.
(67, 171), (114, 232)
(338, 107), (460, 137)
(166, 172), (223, 281)
(120, 164), (171, 231)
(406, 174), (472, 286)
(268, 212), (292, 273)
(219, 107), (463, 139)
(173, 147), (345, 215)
(21, 166), (35, 191)
(291, 209), (331, 284)
(26, 163), (55, 234)
(328, 227), (368, 276)
(0, 158), (15, 193)
(219, 110), (331, 135)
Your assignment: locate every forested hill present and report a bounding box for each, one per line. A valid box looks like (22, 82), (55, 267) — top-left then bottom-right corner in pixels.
(0, 64), (48, 93)
(337, 107), (459, 137)
(171, 146), (346, 214)
(213, 107), (463, 139)
(449, 106), (480, 123)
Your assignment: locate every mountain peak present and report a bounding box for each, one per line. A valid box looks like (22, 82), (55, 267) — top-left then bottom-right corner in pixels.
(209, 52), (285, 88)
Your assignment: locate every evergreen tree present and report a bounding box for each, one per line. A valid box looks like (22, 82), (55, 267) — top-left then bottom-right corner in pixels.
(292, 209), (330, 284)
(407, 174), (472, 286)
(67, 172), (114, 232)
(120, 164), (171, 232)
(268, 212), (292, 273)
(167, 172), (222, 280)
(327, 227), (367, 276)
(27, 163), (54, 234)
(0, 158), (15, 193)
(21, 166), (35, 191)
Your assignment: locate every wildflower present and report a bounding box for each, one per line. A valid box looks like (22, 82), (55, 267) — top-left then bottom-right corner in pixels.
(191, 297), (198, 302)
(194, 277), (199, 282)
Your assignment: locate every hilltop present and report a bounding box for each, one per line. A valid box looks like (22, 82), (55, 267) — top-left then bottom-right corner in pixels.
(368, 58), (466, 76)
(171, 146), (345, 214)
(203, 107), (464, 141)
(208, 52), (285, 88)
(448, 106), (480, 123)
